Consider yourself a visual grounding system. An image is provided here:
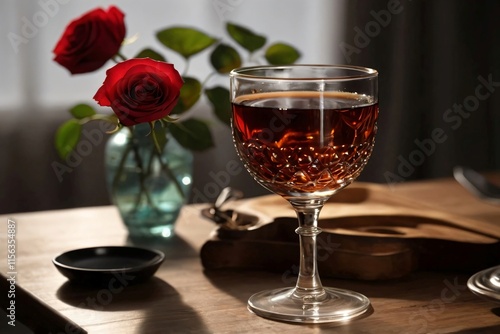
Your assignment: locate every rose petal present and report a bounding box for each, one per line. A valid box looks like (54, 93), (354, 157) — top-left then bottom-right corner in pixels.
(93, 58), (183, 126)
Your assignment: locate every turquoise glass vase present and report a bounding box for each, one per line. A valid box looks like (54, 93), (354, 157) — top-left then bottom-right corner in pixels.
(105, 124), (193, 238)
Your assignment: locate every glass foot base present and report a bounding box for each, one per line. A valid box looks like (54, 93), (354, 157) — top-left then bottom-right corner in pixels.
(247, 287), (370, 324)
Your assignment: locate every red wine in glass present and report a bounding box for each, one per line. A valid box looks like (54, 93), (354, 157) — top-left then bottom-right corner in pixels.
(232, 91), (378, 199)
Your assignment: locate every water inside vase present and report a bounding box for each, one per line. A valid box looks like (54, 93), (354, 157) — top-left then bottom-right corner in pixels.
(105, 126), (193, 238)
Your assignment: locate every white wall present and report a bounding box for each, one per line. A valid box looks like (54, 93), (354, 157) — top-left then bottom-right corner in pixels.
(1, 0), (344, 110)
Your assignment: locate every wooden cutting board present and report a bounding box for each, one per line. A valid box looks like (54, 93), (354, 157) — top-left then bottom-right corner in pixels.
(200, 183), (500, 280)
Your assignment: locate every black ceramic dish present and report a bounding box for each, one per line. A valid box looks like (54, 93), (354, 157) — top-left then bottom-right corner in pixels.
(53, 246), (165, 285)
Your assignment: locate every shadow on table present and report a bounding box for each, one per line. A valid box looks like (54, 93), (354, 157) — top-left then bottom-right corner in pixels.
(203, 267), (479, 305)
(203, 268), (500, 331)
(57, 277), (177, 311)
(452, 324), (500, 333)
(57, 276), (207, 331)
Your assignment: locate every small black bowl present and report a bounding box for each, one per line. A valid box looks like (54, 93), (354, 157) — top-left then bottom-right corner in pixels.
(53, 246), (165, 286)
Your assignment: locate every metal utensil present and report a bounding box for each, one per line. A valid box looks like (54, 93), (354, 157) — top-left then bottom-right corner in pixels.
(201, 187), (260, 230)
(453, 166), (500, 204)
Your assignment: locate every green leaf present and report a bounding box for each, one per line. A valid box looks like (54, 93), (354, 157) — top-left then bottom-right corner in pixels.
(55, 119), (81, 160)
(135, 48), (166, 62)
(169, 118), (214, 151)
(172, 77), (202, 114)
(226, 23), (266, 52)
(210, 44), (241, 73)
(205, 86), (231, 126)
(265, 43), (301, 65)
(69, 104), (95, 119)
(156, 27), (216, 59)
(150, 122), (167, 153)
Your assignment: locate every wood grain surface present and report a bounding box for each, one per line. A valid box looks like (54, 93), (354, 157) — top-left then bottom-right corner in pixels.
(0, 177), (499, 333)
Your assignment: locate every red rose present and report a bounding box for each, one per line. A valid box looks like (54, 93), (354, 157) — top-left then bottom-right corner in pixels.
(93, 58), (183, 126)
(53, 6), (125, 74)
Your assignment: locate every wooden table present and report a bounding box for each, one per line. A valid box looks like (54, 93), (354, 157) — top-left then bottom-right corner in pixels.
(1, 177), (500, 333)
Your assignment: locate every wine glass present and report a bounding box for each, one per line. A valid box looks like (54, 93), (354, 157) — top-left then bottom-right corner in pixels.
(229, 65), (379, 323)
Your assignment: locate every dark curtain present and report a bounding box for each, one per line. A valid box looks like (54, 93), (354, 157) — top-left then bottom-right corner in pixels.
(341, 0), (500, 186)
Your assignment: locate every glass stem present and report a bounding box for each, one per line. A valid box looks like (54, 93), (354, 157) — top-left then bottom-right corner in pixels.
(290, 200), (327, 302)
